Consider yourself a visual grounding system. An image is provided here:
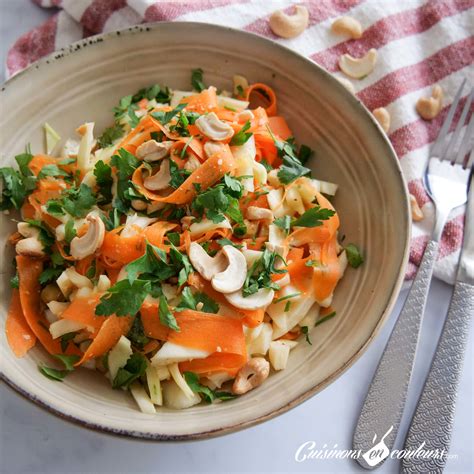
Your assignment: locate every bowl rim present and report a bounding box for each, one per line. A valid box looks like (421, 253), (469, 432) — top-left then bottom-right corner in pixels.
(0, 20), (411, 441)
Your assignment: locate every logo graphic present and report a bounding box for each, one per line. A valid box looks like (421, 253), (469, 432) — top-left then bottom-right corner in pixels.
(362, 426), (394, 467)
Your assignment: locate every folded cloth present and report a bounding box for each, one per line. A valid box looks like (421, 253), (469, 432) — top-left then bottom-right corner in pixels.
(7, 0), (474, 284)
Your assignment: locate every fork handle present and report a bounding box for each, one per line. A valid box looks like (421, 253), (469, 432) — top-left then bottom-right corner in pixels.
(353, 239), (439, 469)
(402, 280), (474, 473)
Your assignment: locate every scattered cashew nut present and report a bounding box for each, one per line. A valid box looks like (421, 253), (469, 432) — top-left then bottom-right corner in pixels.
(339, 48), (377, 79)
(211, 245), (247, 294)
(372, 107), (391, 133)
(233, 74), (249, 96)
(269, 5), (309, 39)
(410, 194), (424, 222)
(143, 159), (171, 191)
(416, 85), (443, 120)
(232, 358), (270, 395)
(331, 16), (363, 39)
(15, 236), (45, 258)
(70, 213), (105, 260)
(136, 140), (173, 162)
(246, 206), (274, 221)
(195, 112), (234, 141)
(188, 241), (227, 281)
(225, 287), (275, 310)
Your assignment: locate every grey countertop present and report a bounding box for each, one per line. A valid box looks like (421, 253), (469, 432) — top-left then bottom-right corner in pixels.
(0, 2), (472, 473)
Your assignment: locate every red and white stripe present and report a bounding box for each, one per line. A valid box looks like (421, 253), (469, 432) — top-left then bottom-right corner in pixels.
(7, 0), (474, 284)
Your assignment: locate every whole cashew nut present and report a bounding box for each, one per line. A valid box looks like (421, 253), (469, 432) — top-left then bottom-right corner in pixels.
(211, 245), (247, 294)
(195, 113), (234, 141)
(136, 140), (173, 162)
(70, 213), (105, 260)
(188, 241), (227, 281)
(416, 85), (443, 120)
(232, 358), (270, 395)
(410, 194), (424, 222)
(225, 287), (275, 310)
(143, 159), (171, 191)
(331, 16), (363, 39)
(339, 48), (377, 79)
(269, 5), (309, 39)
(15, 236), (45, 258)
(372, 107), (391, 133)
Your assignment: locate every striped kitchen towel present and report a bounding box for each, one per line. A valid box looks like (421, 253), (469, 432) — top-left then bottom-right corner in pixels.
(6, 0), (474, 284)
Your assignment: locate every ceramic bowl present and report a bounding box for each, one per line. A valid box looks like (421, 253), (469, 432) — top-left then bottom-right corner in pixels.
(0, 22), (410, 440)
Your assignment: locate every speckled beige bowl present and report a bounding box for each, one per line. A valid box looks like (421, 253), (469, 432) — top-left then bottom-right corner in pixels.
(0, 22), (410, 440)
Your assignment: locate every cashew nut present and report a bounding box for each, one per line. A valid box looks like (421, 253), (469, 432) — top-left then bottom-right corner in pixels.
(246, 206), (274, 221)
(372, 107), (391, 133)
(136, 140), (173, 162)
(17, 222), (39, 238)
(70, 213), (105, 260)
(195, 113), (234, 141)
(188, 241), (227, 281)
(204, 141), (226, 158)
(232, 357), (270, 394)
(269, 5), (309, 39)
(331, 16), (363, 39)
(131, 199), (147, 211)
(236, 110), (254, 123)
(416, 85), (443, 120)
(183, 155), (201, 172)
(143, 159), (171, 191)
(211, 246), (247, 294)
(15, 236), (44, 258)
(410, 194), (424, 222)
(225, 287), (275, 310)
(339, 49), (377, 79)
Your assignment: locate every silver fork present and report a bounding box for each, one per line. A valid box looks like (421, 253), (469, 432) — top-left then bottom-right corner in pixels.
(353, 80), (473, 470)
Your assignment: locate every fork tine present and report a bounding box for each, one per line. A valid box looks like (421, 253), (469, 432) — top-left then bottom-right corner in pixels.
(447, 89), (474, 163)
(454, 112), (474, 167)
(431, 79), (466, 157)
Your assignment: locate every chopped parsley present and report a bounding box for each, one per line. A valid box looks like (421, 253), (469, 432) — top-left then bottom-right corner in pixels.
(159, 295), (179, 331)
(151, 103), (187, 126)
(169, 159), (191, 189)
(97, 123), (124, 149)
(126, 314), (149, 349)
(112, 353), (148, 389)
(93, 160), (113, 204)
(37, 164), (70, 180)
(38, 354), (80, 382)
(184, 371), (236, 403)
(315, 311), (337, 327)
(230, 120), (252, 146)
(191, 68), (206, 92)
(274, 206), (335, 234)
(46, 183), (96, 219)
(176, 287), (219, 314)
(301, 326), (312, 345)
(345, 244), (364, 268)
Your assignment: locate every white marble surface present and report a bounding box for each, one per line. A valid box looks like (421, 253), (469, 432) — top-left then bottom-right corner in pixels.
(0, 2), (472, 473)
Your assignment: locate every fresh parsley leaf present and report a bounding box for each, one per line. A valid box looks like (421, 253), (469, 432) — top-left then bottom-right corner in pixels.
(113, 95), (133, 119)
(176, 287), (219, 314)
(126, 315), (149, 349)
(59, 157), (76, 165)
(230, 120), (252, 146)
(165, 232), (181, 246)
(39, 266), (63, 285)
(298, 144), (313, 165)
(85, 259), (97, 280)
(10, 272), (19, 289)
(345, 244), (364, 268)
(242, 248), (286, 297)
(169, 159), (191, 189)
(305, 259), (323, 268)
(235, 85), (244, 98)
(97, 123), (124, 149)
(217, 238), (242, 249)
(315, 311), (336, 327)
(292, 206), (336, 228)
(191, 68), (206, 92)
(110, 148), (140, 210)
(15, 151), (34, 176)
(223, 174), (243, 198)
(169, 245), (193, 286)
(95, 279), (151, 317)
(301, 326), (312, 345)
(64, 219), (77, 244)
(45, 200), (64, 217)
(54, 354), (80, 371)
(260, 159), (273, 172)
(63, 184), (96, 218)
(151, 103), (187, 126)
(112, 353), (148, 389)
(274, 292), (301, 304)
(159, 295), (179, 331)
(128, 107), (140, 128)
(277, 155), (311, 185)
(0, 157), (37, 210)
(38, 164), (69, 180)
(273, 215), (291, 234)
(125, 242), (175, 284)
(25, 219), (55, 249)
(100, 208), (122, 231)
(132, 84), (171, 104)
(94, 160), (113, 204)
(184, 371), (236, 403)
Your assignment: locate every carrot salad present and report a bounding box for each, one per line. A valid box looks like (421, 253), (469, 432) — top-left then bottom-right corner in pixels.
(1, 70), (363, 412)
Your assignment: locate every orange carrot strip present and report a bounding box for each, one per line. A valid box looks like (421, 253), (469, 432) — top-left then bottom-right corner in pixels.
(246, 83), (277, 116)
(140, 302), (169, 340)
(75, 315), (132, 366)
(132, 144), (236, 204)
(100, 229), (145, 267)
(60, 294), (105, 336)
(181, 87), (218, 113)
(180, 352), (245, 376)
(268, 116), (293, 140)
(143, 221), (178, 248)
(28, 155), (57, 176)
(312, 235), (341, 302)
(5, 289), (37, 357)
(16, 256), (79, 355)
(142, 340), (160, 354)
